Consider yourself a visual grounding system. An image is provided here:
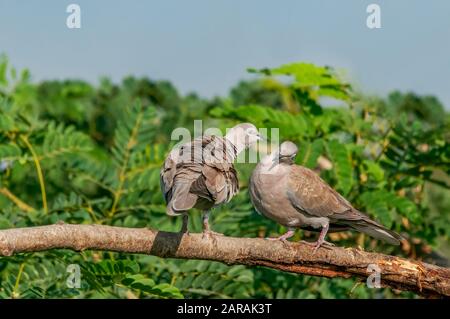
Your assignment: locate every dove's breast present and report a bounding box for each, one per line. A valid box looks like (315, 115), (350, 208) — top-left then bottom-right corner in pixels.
(250, 165), (306, 228)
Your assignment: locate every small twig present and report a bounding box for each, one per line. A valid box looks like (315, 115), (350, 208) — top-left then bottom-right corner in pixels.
(0, 187), (35, 212)
(11, 262), (26, 299)
(20, 135), (48, 213)
(108, 112), (143, 217)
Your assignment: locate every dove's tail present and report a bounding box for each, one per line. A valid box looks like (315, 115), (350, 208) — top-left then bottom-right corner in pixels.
(348, 212), (403, 245)
(166, 182), (197, 216)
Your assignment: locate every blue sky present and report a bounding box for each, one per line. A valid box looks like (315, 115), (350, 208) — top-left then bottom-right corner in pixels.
(1, 0), (449, 107)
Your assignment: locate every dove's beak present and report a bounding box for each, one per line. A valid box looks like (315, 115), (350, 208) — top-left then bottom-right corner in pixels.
(257, 133), (267, 142)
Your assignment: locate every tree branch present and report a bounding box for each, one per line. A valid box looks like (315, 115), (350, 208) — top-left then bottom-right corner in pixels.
(0, 224), (449, 297)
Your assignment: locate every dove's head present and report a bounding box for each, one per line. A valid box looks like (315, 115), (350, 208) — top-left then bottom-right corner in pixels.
(279, 141), (298, 161)
(225, 123), (264, 154)
(268, 141), (298, 169)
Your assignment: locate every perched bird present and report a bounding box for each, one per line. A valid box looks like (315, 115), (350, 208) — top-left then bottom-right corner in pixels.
(161, 123), (263, 237)
(249, 141), (403, 252)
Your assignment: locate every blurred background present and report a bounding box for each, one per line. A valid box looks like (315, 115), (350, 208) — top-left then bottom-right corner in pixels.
(1, 0), (450, 108)
(0, 0), (449, 299)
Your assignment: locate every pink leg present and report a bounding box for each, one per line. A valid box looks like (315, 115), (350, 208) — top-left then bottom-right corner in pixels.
(311, 223), (334, 253)
(202, 211), (223, 239)
(266, 228), (295, 242)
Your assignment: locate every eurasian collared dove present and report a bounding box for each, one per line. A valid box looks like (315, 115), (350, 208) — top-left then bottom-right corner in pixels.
(161, 123), (263, 237)
(249, 141), (403, 252)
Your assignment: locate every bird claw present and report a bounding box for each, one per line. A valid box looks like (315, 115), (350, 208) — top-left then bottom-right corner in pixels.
(280, 240), (291, 249)
(322, 240), (335, 247)
(312, 244), (321, 254)
(265, 237), (281, 241)
(265, 237), (290, 248)
(202, 230), (223, 240)
(300, 240), (335, 254)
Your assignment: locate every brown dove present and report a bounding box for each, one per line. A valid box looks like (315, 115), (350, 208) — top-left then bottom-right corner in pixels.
(249, 141), (403, 252)
(161, 123), (263, 237)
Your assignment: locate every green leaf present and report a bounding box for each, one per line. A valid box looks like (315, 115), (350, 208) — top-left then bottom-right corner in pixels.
(363, 160), (385, 182)
(210, 104), (313, 138)
(359, 191), (396, 228)
(326, 140), (354, 195)
(298, 139), (324, 168)
(248, 62), (350, 101)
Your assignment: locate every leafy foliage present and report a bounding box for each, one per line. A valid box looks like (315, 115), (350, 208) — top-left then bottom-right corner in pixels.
(0, 56), (449, 299)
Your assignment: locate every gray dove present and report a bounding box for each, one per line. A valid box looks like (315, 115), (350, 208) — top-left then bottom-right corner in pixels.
(161, 123), (263, 237)
(249, 141), (403, 252)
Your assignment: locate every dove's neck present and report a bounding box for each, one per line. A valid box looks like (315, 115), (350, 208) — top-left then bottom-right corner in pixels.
(225, 131), (246, 157)
(257, 151), (278, 173)
(260, 153), (275, 166)
(258, 151), (291, 176)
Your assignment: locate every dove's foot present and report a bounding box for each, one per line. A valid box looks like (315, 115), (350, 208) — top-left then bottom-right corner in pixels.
(181, 230), (190, 236)
(202, 230), (224, 241)
(266, 236), (291, 248)
(201, 211), (223, 241)
(300, 240), (335, 253)
(265, 229), (295, 243)
(266, 236), (285, 241)
(304, 223), (332, 254)
(313, 240), (335, 254)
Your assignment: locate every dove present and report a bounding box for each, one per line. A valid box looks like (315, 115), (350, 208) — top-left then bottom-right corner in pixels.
(249, 141), (403, 252)
(161, 123), (263, 237)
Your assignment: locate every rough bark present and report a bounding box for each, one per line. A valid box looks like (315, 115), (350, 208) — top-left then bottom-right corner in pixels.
(0, 223), (449, 297)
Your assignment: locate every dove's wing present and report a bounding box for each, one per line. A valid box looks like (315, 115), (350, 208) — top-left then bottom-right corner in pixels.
(190, 136), (239, 205)
(286, 165), (402, 244)
(161, 135), (239, 215)
(286, 165), (355, 218)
